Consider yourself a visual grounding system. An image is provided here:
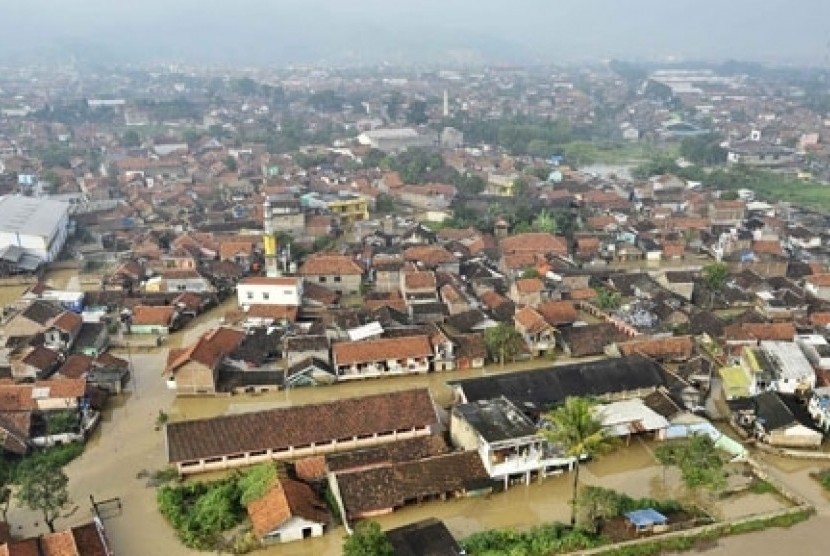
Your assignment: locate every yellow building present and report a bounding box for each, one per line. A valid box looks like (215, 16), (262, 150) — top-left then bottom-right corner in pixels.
(326, 197), (369, 224)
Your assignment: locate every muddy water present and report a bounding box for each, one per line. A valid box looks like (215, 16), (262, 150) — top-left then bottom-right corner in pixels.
(8, 332), (826, 556)
(0, 285), (27, 307)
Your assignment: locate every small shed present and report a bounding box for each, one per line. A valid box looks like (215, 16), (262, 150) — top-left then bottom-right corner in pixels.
(624, 508), (668, 533)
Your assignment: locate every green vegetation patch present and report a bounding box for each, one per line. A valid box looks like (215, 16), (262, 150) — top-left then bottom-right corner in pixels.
(157, 463), (279, 551)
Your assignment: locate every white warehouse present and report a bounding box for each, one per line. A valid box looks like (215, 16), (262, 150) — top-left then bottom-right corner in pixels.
(0, 196), (71, 263)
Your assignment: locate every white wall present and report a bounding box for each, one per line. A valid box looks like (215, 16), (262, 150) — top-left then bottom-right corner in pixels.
(237, 283), (301, 308)
(264, 516), (324, 544)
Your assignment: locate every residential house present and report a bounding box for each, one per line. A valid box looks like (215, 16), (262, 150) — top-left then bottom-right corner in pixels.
(536, 300), (579, 327)
(331, 336), (433, 379)
(735, 391), (822, 448)
(509, 278), (544, 307)
(11, 346), (61, 380)
(805, 273), (830, 301)
(44, 311), (83, 351)
(372, 255), (405, 293)
(72, 322), (110, 357)
(166, 388), (438, 474)
(559, 323), (629, 357)
(164, 328), (245, 395)
(332, 451), (491, 522)
(299, 253), (363, 295)
(129, 305), (179, 335)
(385, 518), (464, 556)
(453, 334), (488, 370)
(237, 277), (302, 310)
(616, 335), (694, 362)
(246, 477), (330, 544)
(500, 233), (569, 259)
(3, 300), (64, 338)
(284, 335), (330, 367)
(403, 245), (459, 274)
(145, 269), (212, 293)
(450, 397), (574, 489)
(440, 283), (471, 315)
(448, 355), (666, 414)
(514, 307), (556, 357)
(709, 200), (746, 226)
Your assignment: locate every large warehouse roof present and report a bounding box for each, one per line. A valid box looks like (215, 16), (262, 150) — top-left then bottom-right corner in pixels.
(0, 196), (69, 238)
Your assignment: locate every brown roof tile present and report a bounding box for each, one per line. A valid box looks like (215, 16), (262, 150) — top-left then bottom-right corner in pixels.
(247, 477), (329, 539)
(166, 389), (438, 463)
(333, 336), (432, 366)
(618, 335), (694, 361)
(514, 278), (543, 294)
(299, 253), (363, 276)
(403, 246), (457, 267)
(403, 271), (436, 290)
(131, 305), (176, 326)
(500, 233), (568, 256)
(336, 451), (489, 517)
(537, 300), (579, 325)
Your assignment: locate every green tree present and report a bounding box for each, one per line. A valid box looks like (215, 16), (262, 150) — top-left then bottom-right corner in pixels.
(532, 209), (559, 234)
(654, 435), (726, 492)
(238, 464), (279, 506)
(512, 176), (530, 198)
(343, 521), (393, 556)
(680, 133), (727, 166)
(122, 129), (141, 147)
(719, 190), (739, 201)
(702, 262), (730, 291)
(540, 397), (616, 527)
(521, 268), (542, 280)
(484, 323), (526, 366)
(593, 287), (622, 311)
(406, 100), (429, 125)
(223, 155), (238, 172)
(576, 486), (622, 532)
(16, 461), (70, 533)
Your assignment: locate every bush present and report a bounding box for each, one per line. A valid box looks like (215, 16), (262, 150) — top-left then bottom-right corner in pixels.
(461, 523), (606, 556)
(157, 463), (279, 551)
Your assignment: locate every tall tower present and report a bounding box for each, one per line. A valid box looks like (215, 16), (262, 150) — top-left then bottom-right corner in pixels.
(443, 89), (449, 118)
(262, 197), (281, 278)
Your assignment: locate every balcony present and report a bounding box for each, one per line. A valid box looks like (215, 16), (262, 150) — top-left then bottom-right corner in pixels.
(489, 445), (573, 478)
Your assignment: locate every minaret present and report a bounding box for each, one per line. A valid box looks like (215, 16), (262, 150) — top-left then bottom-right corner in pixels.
(443, 89), (449, 118)
(262, 198), (281, 277)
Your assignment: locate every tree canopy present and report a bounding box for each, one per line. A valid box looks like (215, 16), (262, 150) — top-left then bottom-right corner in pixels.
(343, 521), (393, 556)
(654, 435), (727, 492)
(541, 397), (617, 526)
(16, 461), (70, 533)
(702, 262), (730, 291)
(484, 323), (526, 366)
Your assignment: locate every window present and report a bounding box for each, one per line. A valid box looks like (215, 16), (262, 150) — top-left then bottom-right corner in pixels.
(333, 276), (341, 283)
(246, 292), (254, 300)
(283, 290), (292, 295)
(262, 292), (270, 300)
(319, 276), (327, 283)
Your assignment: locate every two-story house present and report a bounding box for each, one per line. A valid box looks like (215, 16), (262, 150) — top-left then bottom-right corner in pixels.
(237, 277), (303, 310)
(298, 253), (363, 295)
(44, 311), (83, 352)
(514, 307), (557, 357)
(450, 397), (574, 489)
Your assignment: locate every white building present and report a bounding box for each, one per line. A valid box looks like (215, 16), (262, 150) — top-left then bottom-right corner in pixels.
(0, 196), (70, 263)
(237, 277), (302, 310)
(357, 128), (437, 152)
(759, 341), (816, 394)
(450, 397), (575, 489)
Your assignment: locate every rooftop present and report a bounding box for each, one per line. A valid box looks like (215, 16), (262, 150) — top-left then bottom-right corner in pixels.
(0, 196), (69, 238)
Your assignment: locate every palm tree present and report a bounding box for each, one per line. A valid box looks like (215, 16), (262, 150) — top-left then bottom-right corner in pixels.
(540, 397), (616, 527)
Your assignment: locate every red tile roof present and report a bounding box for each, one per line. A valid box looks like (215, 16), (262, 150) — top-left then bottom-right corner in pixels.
(500, 233), (568, 256)
(299, 253), (363, 276)
(333, 336), (432, 366)
(239, 277), (300, 287)
(537, 300), (579, 325)
(247, 477), (329, 539)
(131, 305), (176, 326)
(514, 278), (543, 294)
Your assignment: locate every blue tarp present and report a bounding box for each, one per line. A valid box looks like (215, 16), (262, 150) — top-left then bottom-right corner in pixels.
(625, 508), (668, 528)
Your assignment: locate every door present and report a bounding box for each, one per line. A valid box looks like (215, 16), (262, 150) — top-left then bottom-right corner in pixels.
(302, 527), (313, 539)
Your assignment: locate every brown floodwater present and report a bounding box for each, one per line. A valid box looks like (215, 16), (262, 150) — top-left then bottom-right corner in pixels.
(3, 326), (827, 555)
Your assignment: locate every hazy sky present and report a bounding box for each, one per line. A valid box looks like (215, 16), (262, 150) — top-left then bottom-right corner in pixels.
(4, 0), (830, 66)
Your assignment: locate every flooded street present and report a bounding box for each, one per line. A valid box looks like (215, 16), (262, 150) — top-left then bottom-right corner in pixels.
(2, 279), (826, 555)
